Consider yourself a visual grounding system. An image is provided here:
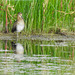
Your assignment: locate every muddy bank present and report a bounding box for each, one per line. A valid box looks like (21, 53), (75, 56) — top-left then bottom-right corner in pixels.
(0, 32), (75, 41)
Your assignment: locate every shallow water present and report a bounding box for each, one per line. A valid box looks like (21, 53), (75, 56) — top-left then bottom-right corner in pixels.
(0, 36), (75, 75)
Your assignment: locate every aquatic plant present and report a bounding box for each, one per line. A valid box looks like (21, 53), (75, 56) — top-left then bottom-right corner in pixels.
(0, 0), (75, 33)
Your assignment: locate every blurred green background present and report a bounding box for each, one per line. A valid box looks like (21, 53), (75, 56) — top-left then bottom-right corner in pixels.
(0, 0), (75, 33)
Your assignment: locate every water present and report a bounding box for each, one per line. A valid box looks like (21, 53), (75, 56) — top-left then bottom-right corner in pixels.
(0, 36), (75, 75)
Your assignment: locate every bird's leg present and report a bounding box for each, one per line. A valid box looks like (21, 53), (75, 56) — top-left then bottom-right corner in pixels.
(17, 32), (19, 37)
(17, 32), (19, 41)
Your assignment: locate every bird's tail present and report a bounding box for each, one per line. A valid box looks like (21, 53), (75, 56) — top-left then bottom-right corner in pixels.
(11, 27), (16, 32)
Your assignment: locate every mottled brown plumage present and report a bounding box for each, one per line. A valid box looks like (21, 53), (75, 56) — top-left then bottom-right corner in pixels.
(12, 12), (24, 33)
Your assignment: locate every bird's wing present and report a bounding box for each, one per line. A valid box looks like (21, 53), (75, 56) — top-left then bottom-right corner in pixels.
(11, 21), (17, 32)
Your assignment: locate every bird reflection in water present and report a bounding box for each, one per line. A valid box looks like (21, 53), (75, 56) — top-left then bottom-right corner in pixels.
(11, 42), (24, 62)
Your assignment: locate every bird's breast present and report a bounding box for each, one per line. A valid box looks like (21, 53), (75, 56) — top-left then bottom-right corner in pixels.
(17, 21), (24, 32)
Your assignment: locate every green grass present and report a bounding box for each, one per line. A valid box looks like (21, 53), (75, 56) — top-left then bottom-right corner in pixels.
(0, 0), (75, 33)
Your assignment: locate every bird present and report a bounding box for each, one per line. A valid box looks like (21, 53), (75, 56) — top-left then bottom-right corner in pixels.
(12, 12), (25, 37)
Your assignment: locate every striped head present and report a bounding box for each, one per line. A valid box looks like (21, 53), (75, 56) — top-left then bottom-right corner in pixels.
(17, 12), (23, 20)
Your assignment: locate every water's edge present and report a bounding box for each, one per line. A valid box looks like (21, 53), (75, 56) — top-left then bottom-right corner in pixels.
(0, 33), (75, 41)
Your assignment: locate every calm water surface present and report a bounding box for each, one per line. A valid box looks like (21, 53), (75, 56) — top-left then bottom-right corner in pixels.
(0, 38), (75, 75)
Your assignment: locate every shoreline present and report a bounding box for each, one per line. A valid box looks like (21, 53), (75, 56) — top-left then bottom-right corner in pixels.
(0, 32), (75, 41)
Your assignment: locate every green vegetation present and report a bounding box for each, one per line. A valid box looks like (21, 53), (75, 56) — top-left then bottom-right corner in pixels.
(0, 0), (75, 34)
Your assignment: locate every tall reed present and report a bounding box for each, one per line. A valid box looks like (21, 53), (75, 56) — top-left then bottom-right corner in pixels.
(0, 0), (75, 33)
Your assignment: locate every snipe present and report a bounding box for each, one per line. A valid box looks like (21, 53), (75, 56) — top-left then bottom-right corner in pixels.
(12, 12), (25, 37)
